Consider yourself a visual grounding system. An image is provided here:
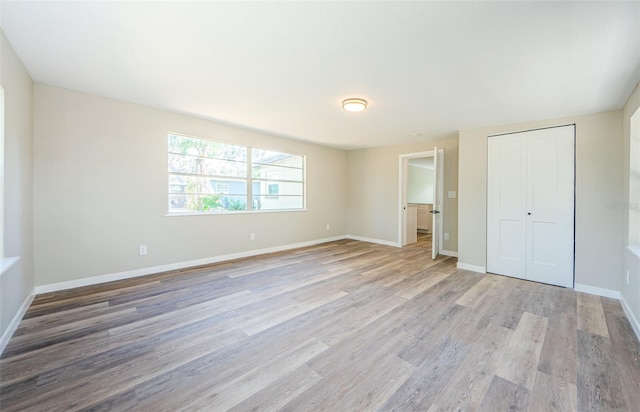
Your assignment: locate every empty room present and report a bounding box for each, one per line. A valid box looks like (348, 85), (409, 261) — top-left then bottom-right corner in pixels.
(1, 1), (640, 411)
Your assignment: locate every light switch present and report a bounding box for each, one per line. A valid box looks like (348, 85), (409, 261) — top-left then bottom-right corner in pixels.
(448, 191), (457, 199)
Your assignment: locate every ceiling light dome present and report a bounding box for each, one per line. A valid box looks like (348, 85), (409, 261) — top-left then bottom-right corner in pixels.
(342, 98), (367, 112)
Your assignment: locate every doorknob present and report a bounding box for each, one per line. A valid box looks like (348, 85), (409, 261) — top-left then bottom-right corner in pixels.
(527, 212), (531, 215)
(430, 210), (440, 214)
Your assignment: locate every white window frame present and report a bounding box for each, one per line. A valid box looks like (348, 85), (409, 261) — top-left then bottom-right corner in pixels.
(629, 107), (640, 256)
(0, 86), (20, 276)
(167, 133), (305, 215)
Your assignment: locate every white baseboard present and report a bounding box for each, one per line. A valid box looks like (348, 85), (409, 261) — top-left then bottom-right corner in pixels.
(574, 283), (621, 299)
(345, 235), (401, 248)
(456, 262), (486, 273)
(35, 236), (348, 295)
(441, 250), (458, 258)
(0, 288), (35, 356)
(620, 295), (640, 342)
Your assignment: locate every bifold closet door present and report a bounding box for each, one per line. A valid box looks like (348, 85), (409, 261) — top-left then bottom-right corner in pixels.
(487, 125), (575, 288)
(487, 134), (527, 279)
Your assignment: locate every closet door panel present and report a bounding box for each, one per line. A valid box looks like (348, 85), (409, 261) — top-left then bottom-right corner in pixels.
(487, 135), (527, 278)
(526, 127), (575, 287)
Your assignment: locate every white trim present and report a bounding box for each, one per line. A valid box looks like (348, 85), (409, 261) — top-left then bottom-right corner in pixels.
(345, 235), (401, 248)
(573, 283), (621, 299)
(35, 236), (347, 294)
(0, 256), (20, 277)
(0, 288), (35, 356)
(620, 295), (640, 342)
(487, 123), (576, 138)
(165, 208), (308, 217)
(441, 250), (458, 258)
(457, 262), (486, 273)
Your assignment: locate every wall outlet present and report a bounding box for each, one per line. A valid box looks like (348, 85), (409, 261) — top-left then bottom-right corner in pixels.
(627, 270), (630, 285)
(444, 233), (449, 241)
(139, 245), (147, 256)
(326, 223), (331, 231)
(250, 233), (255, 241)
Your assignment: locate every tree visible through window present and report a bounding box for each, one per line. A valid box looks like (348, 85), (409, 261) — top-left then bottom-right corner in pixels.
(168, 134), (304, 214)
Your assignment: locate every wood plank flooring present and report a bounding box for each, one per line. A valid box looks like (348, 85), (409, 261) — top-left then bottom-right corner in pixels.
(1, 234), (640, 411)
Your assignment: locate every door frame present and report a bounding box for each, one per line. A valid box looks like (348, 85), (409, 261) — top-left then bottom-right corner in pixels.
(398, 150), (443, 252)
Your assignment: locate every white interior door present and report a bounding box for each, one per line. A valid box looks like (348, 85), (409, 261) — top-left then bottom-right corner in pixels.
(487, 125), (575, 288)
(401, 158), (409, 246)
(431, 147), (443, 259)
(525, 127), (575, 287)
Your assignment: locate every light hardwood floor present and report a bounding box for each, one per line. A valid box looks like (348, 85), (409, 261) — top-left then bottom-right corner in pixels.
(1, 235), (640, 411)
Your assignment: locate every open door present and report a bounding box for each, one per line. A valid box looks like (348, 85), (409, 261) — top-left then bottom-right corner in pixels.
(431, 147), (444, 259)
(400, 157), (409, 246)
(398, 149), (443, 251)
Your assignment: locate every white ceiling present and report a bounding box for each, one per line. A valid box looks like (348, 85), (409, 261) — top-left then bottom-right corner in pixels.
(1, 1), (639, 150)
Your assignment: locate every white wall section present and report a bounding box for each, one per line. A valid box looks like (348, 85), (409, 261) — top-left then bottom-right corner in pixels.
(459, 111), (624, 292)
(347, 137), (459, 251)
(0, 31), (35, 349)
(33, 85), (348, 286)
(622, 83), (640, 339)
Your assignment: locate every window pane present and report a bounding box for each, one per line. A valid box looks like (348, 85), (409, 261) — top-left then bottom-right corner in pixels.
(169, 194), (248, 213)
(169, 154), (246, 178)
(253, 195), (303, 210)
(252, 164), (303, 181)
(169, 175), (247, 195)
(169, 194), (225, 213)
(630, 108), (640, 247)
(251, 149), (303, 168)
(169, 134), (246, 161)
(253, 181), (303, 196)
(218, 195), (248, 211)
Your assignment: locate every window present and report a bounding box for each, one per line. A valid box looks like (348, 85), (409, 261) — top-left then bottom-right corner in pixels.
(168, 134), (304, 214)
(0, 87), (4, 258)
(629, 107), (640, 250)
(0, 85), (19, 277)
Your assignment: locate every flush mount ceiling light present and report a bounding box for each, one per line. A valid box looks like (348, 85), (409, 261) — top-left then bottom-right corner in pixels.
(342, 98), (368, 112)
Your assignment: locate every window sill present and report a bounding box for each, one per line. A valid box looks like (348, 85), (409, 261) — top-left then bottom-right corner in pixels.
(165, 209), (308, 217)
(0, 256), (20, 277)
(627, 246), (640, 260)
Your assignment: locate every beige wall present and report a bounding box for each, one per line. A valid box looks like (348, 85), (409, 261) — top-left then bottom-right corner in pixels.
(347, 135), (459, 251)
(0, 32), (34, 340)
(458, 111), (624, 291)
(622, 83), (640, 331)
(33, 84), (347, 285)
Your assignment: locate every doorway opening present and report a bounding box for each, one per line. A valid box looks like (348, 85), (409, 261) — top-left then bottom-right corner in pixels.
(398, 148), (444, 259)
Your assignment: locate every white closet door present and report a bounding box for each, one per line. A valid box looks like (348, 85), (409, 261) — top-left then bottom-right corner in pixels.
(487, 134), (527, 278)
(525, 127), (575, 287)
(487, 125), (574, 288)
